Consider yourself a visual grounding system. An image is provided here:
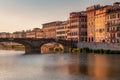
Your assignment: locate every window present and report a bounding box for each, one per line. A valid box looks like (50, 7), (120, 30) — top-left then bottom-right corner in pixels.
(107, 28), (109, 32)
(110, 14), (116, 19)
(117, 33), (120, 37)
(117, 27), (120, 31)
(107, 16), (109, 20)
(118, 13), (120, 18)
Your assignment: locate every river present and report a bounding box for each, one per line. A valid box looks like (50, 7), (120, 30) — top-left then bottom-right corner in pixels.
(0, 50), (119, 80)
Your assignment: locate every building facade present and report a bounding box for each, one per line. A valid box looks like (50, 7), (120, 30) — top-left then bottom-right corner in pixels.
(87, 5), (101, 42)
(56, 21), (68, 40)
(0, 32), (11, 38)
(67, 11), (87, 42)
(32, 28), (44, 38)
(95, 5), (112, 42)
(26, 30), (35, 38)
(106, 2), (120, 43)
(26, 28), (43, 38)
(12, 31), (26, 38)
(42, 21), (62, 39)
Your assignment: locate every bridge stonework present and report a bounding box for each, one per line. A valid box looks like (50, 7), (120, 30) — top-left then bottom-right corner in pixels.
(0, 38), (77, 54)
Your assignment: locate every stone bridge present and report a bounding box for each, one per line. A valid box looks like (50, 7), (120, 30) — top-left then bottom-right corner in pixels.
(0, 38), (77, 54)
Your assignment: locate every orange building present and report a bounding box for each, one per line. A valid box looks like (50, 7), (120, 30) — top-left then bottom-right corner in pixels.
(26, 30), (35, 38)
(42, 21), (62, 39)
(33, 28), (44, 38)
(67, 11), (87, 42)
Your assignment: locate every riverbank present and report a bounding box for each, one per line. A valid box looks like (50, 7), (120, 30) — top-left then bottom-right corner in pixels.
(69, 48), (120, 54)
(78, 42), (120, 51)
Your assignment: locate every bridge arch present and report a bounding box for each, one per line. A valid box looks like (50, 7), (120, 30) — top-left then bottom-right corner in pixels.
(0, 38), (33, 54)
(40, 40), (71, 53)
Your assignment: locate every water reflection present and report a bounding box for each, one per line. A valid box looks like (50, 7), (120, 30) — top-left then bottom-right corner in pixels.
(0, 50), (119, 80)
(87, 54), (120, 80)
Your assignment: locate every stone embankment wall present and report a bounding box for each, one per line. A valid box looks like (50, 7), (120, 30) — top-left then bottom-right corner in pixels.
(78, 42), (120, 50)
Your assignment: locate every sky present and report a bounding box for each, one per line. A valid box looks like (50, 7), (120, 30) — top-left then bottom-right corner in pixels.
(0, 0), (119, 32)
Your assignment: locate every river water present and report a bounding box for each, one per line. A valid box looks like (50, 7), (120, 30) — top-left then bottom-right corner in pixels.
(0, 50), (119, 80)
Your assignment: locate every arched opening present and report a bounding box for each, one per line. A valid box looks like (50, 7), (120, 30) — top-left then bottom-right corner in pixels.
(0, 42), (25, 54)
(0, 42), (25, 50)
(41, 42), (64, 54)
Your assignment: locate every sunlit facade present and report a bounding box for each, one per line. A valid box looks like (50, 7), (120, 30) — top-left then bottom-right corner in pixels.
(87, 5), (101, 42)
(95, 5), (112, 42)
(42, 21), (62, 39)
(56, 21), (68, 40)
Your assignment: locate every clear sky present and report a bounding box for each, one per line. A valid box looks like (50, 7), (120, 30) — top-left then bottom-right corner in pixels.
(0, 0), (119, 32)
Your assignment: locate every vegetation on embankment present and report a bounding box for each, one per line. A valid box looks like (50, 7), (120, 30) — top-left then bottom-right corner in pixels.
(69, 47), (120, 54)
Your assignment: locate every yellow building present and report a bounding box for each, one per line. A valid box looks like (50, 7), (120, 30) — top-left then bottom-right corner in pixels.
(95, 5), (112, 42)
(87, 5), (101, 42)
(56, 21), (68, 40)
